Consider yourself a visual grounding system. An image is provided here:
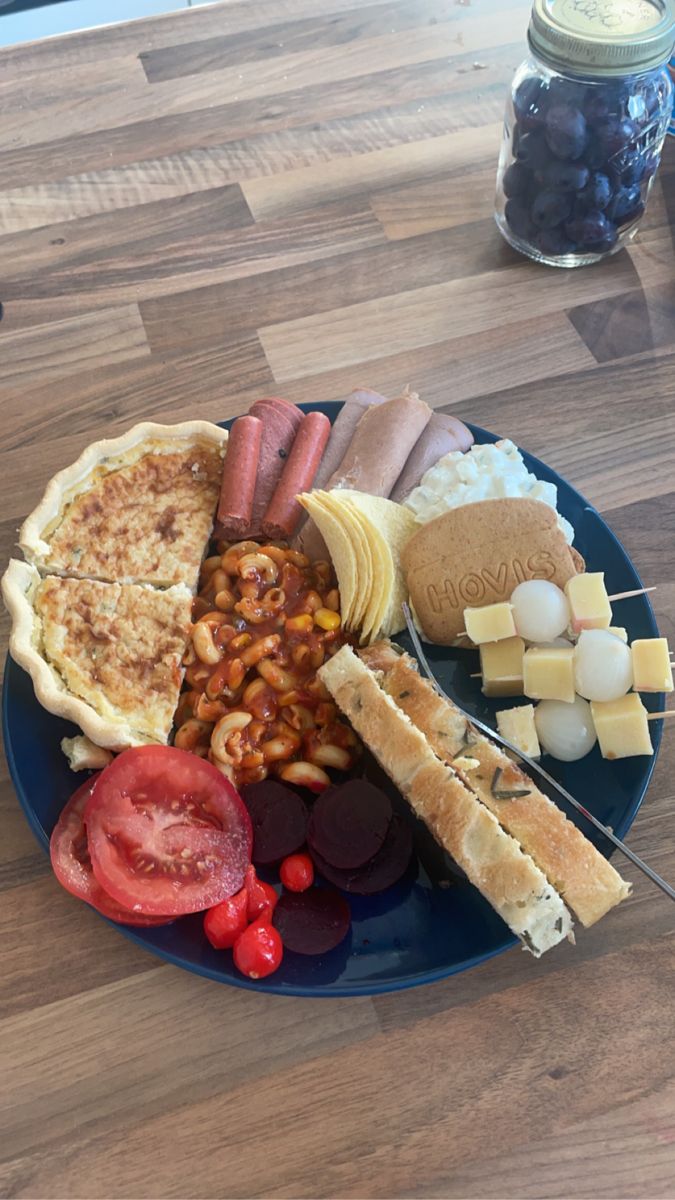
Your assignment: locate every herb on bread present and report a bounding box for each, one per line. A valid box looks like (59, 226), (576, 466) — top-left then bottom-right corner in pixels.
(490, 766), (531, 801)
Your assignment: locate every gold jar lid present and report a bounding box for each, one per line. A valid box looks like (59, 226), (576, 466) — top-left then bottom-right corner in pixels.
(529, 0), (675, 76)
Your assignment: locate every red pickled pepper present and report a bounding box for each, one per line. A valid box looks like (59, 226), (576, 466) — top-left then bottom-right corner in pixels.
(233, 915), (283, 979)
(245, 864), (278, 921)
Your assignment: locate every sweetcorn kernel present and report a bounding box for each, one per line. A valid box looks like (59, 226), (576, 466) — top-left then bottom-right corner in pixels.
(285, 613), (314, 634)
(314, 608), (341, 631)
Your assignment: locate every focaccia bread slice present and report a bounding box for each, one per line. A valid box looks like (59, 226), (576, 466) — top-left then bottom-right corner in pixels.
(319, 645), (573, 957)
(2, 560), (193, 750)
(360, 642), (631, 927)
(19, 421), (227, 591)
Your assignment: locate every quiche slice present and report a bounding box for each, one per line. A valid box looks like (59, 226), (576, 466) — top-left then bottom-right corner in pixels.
(3, 560), (193, 750)
(19, 421), (227, 592)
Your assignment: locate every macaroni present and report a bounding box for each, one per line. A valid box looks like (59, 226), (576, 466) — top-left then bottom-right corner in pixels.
(173, 542), (360, 787)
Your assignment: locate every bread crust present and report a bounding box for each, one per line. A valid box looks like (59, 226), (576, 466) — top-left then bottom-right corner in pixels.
(360, 642), (631, 926)
(319, 645), (573, 955)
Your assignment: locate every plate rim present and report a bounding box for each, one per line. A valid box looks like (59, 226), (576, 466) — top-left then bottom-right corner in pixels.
(1, 404), (663, 996)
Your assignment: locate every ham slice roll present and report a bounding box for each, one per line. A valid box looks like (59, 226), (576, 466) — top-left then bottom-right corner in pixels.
(326, 389), (432, 495)
(389, 412), (474, 503)
(293, 388), (387, 553)
(311, 388), (388, 492)
(296, 389), (431, 560)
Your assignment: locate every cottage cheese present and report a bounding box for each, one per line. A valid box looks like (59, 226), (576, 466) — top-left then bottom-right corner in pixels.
(404, 439), (574, 544)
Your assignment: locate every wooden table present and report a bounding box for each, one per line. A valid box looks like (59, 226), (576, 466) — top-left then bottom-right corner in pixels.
(1, 2), (674, 1197)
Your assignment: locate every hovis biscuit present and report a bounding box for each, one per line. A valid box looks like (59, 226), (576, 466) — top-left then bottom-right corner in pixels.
(402, 497), (582, 645)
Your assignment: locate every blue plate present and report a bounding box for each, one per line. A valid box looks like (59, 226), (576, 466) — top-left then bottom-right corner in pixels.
(2, 403), (664, 996)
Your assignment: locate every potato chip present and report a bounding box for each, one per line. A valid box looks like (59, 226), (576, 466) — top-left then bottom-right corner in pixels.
(319, 492), (373, 632)
(334, 496), (388, 643)
(296, 493), (360, 628)
(299, 489), (416, 642)
(338, 491), (415, 637)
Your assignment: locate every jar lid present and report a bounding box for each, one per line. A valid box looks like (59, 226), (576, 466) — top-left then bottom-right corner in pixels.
(529, 0), (675, 76)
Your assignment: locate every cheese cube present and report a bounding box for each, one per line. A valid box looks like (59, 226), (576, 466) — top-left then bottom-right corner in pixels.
(523, 646), (575, 703)
(464, 602), (516, 645)
(591, 694), (653, 759)
(608, 626), (628, 643)
(496, 705), (541, 758)
(631, 638), (674, 693)
(564, 573), (612, 633)
(479, 637), (525, 697)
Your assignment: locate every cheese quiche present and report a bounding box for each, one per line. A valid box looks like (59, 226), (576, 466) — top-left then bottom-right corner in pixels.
(3, 561), (193, 749)
(2, 419), (228, 753)
(19, 420), (227, 591)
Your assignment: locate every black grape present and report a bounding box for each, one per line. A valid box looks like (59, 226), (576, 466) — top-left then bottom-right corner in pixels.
(577, 171), (612, 211)
(532, 189), (572, 228)
(504, 198), (534, 238)
(565, 210), (614, 246)
(543, 161), (590, 191)
(514, 77), (549, 130)
(596, 116), (637, 157)
(608, 185), (644, 224)
(545, 104), (587, 160)
(502, 161), (532, 199)
(612, 147), (646, 186)
(515, 130), (551, 170)
(536, 227), (576, 255)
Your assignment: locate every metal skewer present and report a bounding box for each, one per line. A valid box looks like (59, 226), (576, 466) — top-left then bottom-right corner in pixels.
(402, 604), (675, 903)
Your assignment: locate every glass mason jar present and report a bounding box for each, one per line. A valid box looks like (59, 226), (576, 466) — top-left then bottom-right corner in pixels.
(495, 0), (675, 267)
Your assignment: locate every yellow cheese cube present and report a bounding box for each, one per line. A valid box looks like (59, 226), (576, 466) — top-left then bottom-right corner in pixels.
(523, 646), (575, 703)
(479, 637), (525, 697)
(591, 694), (653, 759)
(496, 705), (541, 758)
(608, 626), (628, 643)
(464, 602), (516, 645)
(631, 638), (674, 693)
(564, 573), (612, 633)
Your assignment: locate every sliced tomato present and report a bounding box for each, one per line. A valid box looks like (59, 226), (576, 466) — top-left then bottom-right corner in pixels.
(49, 775), (171, 926)
(85, 746), (253, 916)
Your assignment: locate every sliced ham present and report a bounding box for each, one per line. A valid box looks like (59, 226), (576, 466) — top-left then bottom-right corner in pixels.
(293, 388), (387, 554)
(312, 388), (388, 491)
(326, 389), (432, 495)
(389, 412), (474, 503)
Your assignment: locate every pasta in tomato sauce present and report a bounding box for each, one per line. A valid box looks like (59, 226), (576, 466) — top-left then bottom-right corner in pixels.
(173, 540), (361, 789)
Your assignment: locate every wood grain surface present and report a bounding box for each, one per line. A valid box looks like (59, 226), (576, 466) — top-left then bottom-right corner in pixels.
(1, 2), (674, 1197)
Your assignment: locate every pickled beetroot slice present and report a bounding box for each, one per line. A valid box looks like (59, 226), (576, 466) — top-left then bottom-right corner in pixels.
(307, 781), (392, 870)
(240, 781), (308, 865)
(273, 887), (350, 955)
(310, 816), (413, 895)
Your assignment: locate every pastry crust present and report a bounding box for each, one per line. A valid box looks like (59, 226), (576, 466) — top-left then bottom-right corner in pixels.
(2, 559), (192, 751)
(19, 420), (228, 591)
(360, 641), (631, 927)
(319, 645), (573, 956)
(61, 736), (114, 772)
